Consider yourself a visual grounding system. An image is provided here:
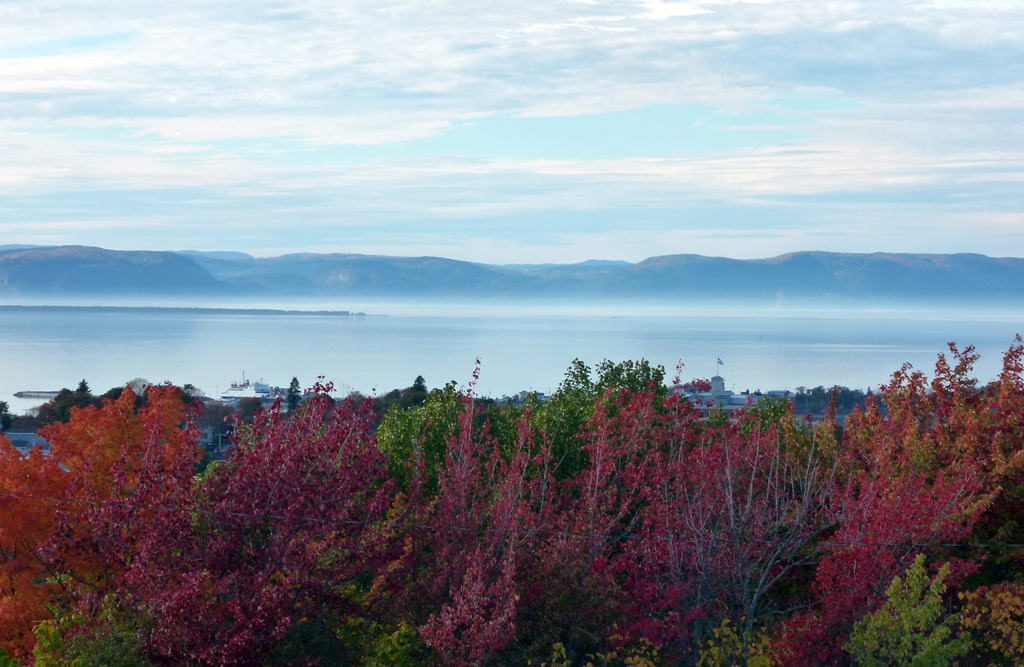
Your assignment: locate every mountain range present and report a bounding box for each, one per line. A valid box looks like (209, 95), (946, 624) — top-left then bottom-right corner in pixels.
(0, 245), (1021, 303)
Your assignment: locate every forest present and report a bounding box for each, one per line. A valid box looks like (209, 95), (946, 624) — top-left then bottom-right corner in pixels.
(3, 343), (1024, 667)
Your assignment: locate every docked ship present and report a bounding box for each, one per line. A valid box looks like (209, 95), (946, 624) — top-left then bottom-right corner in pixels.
(219, 375), (271, 404)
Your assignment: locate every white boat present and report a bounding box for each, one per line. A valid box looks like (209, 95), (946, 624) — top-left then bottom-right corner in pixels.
(219, 375), (270, 403)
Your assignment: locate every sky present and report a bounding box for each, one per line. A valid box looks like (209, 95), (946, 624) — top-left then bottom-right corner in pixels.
(0, 0), (1022, 263)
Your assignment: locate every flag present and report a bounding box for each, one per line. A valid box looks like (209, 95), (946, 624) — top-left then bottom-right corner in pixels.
(717, 358), (724, 365)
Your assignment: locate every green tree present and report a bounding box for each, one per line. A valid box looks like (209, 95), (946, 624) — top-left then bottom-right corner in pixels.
(75, 379), (90, 395)
(697, 619), (775, 667)
(31, 598), (153, 667)
(403, 375), (429, 409)
(180, 383), (203, 404)
(0, 401), (11, 432)
(412, 375), (426, 393)
(336, 619), (432, 667)
(287, 377), (302, 413)
(793, 385), (869, 416)
(376, 380), (467, 492)
(99, 385), (146, 411)
(595, 358), (666, 398)
(525, 358), (668, 479)
(36, 389), (100, 424)
(525, 358), (596, 479)
(372, 377), (431, 417)
(741, 396), (791, 435)
(849, 554), (970, 667)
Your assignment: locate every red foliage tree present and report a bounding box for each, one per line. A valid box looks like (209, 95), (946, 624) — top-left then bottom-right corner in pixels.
(629, 405), (841, 657)
(2, 342), (1022, 666)
(129, 385), (396, 667)
(376, 394), (558, 665)
(774, 342), (1018, 666)
(548, 386), (841, 658)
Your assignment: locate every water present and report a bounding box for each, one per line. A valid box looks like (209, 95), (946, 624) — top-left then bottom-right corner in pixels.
(1, 304), (1022, 414)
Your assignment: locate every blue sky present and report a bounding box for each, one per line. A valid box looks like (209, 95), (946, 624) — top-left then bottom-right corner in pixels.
(0, 0), (1022, 263)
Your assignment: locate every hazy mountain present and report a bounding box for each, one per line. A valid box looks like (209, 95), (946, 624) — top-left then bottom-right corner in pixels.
(182, 252), (535, 296)
(0, 244), (49, 252)
(614, 252), (1024, 300)
(498, 259), (634, 271)
(177, 250), (255, 260)
(0, 246), (230, 295)
(2, 246), (1023, 303)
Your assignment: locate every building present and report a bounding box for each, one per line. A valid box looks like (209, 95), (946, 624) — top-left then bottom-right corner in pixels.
(495, 390), (547, 406)
(5, 432), (50, 456)
(683, 375), (761, 417)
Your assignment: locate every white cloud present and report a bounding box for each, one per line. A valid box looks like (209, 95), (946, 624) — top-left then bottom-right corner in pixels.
(0, 0), (1022, 259)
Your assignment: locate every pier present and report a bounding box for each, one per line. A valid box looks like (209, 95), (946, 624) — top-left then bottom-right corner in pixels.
(13, 391), (59, 399)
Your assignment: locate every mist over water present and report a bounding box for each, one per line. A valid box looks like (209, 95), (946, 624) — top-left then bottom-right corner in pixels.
(1, 301), (1021, 414)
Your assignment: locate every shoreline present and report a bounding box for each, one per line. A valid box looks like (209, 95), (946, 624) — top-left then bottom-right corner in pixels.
(0, 305), (369, 317)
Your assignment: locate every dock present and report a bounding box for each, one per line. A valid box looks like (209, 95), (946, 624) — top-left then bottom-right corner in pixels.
(13, 391), (60, 399)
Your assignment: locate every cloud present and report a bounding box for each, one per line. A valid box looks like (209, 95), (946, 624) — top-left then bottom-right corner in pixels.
(0, 0), (1021, 260)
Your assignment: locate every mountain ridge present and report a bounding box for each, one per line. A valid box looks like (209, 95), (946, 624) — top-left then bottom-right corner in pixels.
(1, 246), (1021, 302)
(0, 246), (233, 295)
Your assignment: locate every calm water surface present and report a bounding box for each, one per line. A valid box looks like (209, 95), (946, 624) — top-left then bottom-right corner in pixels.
(1, 305), (1022, 414)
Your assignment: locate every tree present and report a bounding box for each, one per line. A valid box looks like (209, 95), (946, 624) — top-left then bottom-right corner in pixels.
(76, 379), (90, 395)
(286, 377), (301, 413)
(3, 346), (1024, 666)
(959, 583), (1024, 666)
(196, 401), (234, 441)
(235, 397), (263, 423)
(697, 619), (775, 667)
(377, 380), (468, 491)
(552, 384), (839, 658)
(30, 598), (153, 667)
(793, 385), (868, 416)
(35, 388), (101, 424)
(180, 384), (203, 404)
(372, 378), (431, 417)
(397, 395), (555, 666)
(524, 358), (596, 480)
(848, 555), (969, 667)
(132, 385), (396, 667)
(0, 402), (11, 432)
(0, 385), (200, 659)
(594, 358), (666, 398)
(775, 343), (1007, 667)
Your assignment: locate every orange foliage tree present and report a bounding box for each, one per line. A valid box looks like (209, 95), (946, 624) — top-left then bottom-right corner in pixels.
(0, 385), (199, 659)
(960, 583), (1024, 665)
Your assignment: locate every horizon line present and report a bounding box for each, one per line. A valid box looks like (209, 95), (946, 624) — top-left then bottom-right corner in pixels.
(2, 244), (1021, 266)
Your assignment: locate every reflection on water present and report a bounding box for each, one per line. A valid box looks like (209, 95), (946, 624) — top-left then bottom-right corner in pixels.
(0, 304), (1021, 412)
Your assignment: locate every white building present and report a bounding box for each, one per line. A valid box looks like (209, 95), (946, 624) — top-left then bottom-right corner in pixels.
(684, 375), (761, 416)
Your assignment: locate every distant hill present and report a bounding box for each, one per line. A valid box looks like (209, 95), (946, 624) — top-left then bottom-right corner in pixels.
(0, 244), (49, 252)
(2, 246), (1023, 303)
(0, 246), (230, 295)
(498, 259), (633, 271)
(177, 250), (255, 260)
(609, 252), (1024, 300)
